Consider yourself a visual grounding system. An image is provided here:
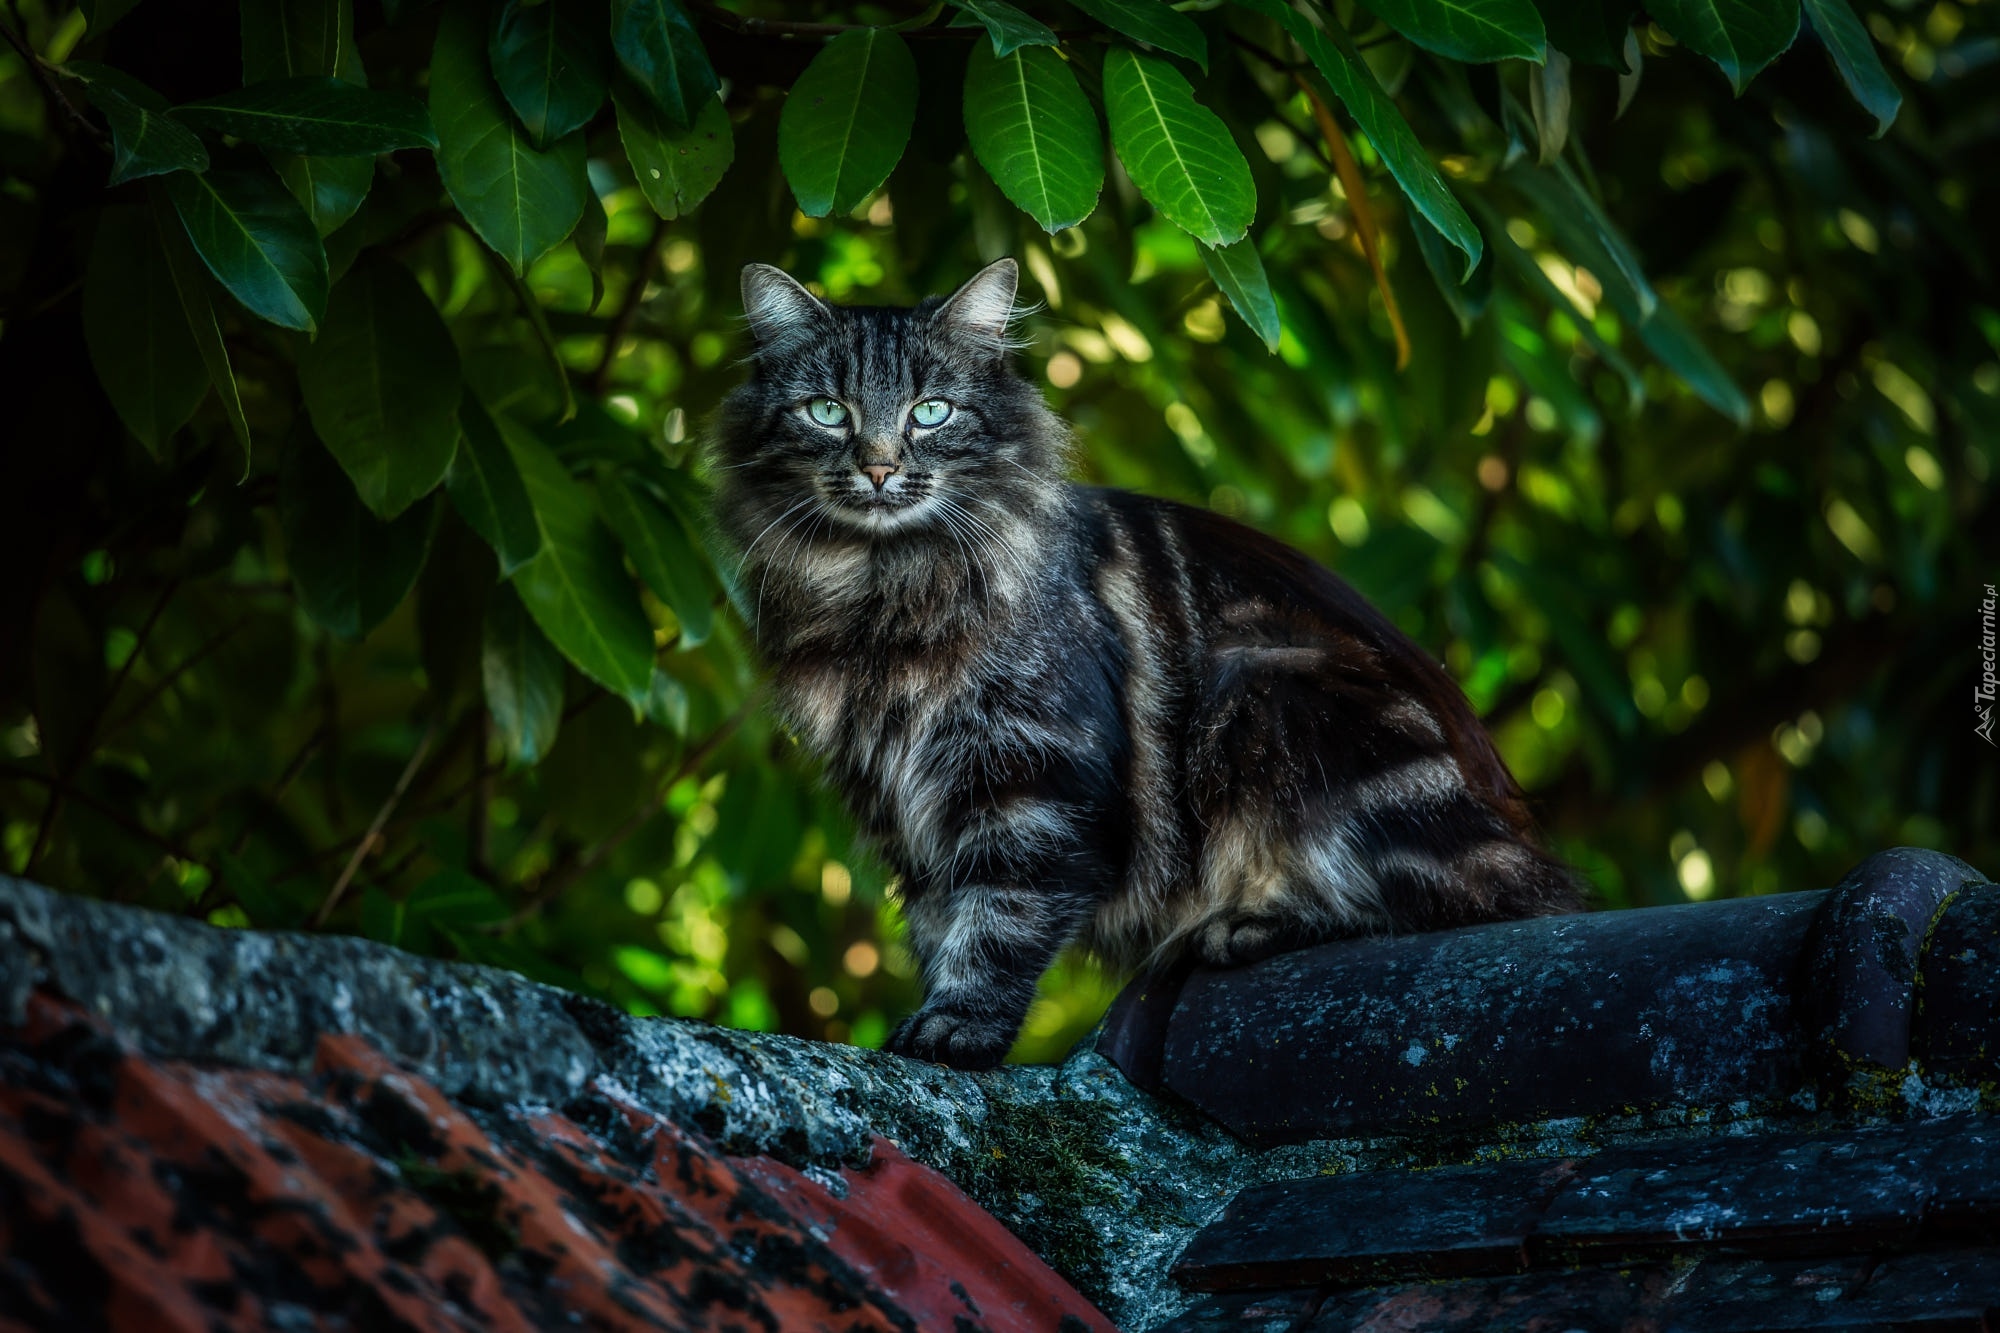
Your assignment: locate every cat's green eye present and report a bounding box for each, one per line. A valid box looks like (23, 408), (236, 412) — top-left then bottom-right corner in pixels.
(911, 399), (952, 428)
(807, 398), (849, 427)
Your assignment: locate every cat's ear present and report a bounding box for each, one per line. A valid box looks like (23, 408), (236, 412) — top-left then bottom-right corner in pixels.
(741, 264), (828, 352)
(934, 258), (1020, 354)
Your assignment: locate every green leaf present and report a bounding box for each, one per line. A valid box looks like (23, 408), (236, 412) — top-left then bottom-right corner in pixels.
(779, 29), (919, 219)
(1801, 0), (1900, 136)
(615, 76), (734, 219)
(1645, 0), (1800, 92)
(1067, 0), (1207, 70)
(1198, 237), (1281, 351)
(164, 166), (328, 333)
(1469, 193), (1644, 404)
(609, 0), (718, 130)
(598, 472), (714, 647)
(490, 0), (609, 148)
(241, 0), (365, 82)
(83, 205), (208, 456)
(1530, 47), (1571, 163)
(279, 433), (438, 639)
(174, 79), (437, 155)
(1102, 47), (1254, 246)
(949, 0), (1060, 55)
(450, 395), (543, 576)
(1631, 300), (1752, 425)
(962, 43), (1103, 233)
(273, 150), (373, 236)
(484, 581), (565, 765)
(296, 254), (462, 518)
(238, 0), (374, 238)
(1233, 0), (1482, 277)
(1410, 207), (1492, 332)
(499, 416), (656, 705)
(432, 0), (590, 275)
(65, 62), (209, 186)
(1503, 158), (1657, 321)
(575, 181), (608, 312)
(1354, 0), (1546, 62)
(407, 869), (511, 926)
(148, 186), (252, 463)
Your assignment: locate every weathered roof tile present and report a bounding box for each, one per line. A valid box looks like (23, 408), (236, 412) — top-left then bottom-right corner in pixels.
(0, 991), (1113, 1332)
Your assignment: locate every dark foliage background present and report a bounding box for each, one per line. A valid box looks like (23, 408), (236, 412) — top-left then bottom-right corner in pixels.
(1, 0), (1993, 1061)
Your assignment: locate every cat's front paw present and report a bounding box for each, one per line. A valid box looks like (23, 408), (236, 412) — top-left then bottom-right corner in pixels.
(884, 1007), (1014, 1070)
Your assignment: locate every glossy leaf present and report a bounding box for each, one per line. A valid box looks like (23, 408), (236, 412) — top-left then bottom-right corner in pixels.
(609, 0), (718, 130)
(1355, 0), (1546, 63)
(148, 187), (252, 462)
(1801, 0), (1900, 136)
(949, 0), (1060, 56)
(1503, 158), (1657, 322)
(490, 0), (608, 148)
(1068, 0), (1207, 70)
(499, 417), (656, 705)
(450, 396), (543, 576)
(66, 63), (209, 186)
(1102, 48), (1254, 246)
(963, 43), (1104, 234)
(296, 255), (462, 518)
(273, 150), (373, 236)
(484, 583), (564, 765)
(164, 166), (328, 333)
(779, 29), (919, 219)
(1530, 47), (1571, 163)
(432, 0), (590, 274)
(575, 181), (608, 312)
(1646, 0), (1801, 92)
(615, 78), (733, 219)
(1234, 0), (1482, 277)
(598, 472), (714, 647)
(83, 205), (208, 456)
(1471, 192), (1644, 403)
(175, 79), (436, 155)
(1632, 301), (1752, 425)
(241, 0), (365, 82)
(279, 434), (437, 639)
(1618, 30), (1644, 113)
(1199, 238), (1281, 351)
(1410, 207), (1493, 332)
(238, 0), (373, 238)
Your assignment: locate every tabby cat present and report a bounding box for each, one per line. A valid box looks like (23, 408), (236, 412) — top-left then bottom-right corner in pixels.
(713, 259), (1582, 1070)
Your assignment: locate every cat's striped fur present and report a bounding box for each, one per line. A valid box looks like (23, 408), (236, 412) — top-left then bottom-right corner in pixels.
(714, 260), (1582, 1069)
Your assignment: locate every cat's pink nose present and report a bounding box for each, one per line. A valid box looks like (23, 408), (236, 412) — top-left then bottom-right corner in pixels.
(863, 463), (898, 490)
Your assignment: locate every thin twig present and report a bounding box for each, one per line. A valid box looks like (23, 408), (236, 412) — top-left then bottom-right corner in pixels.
(311, 721), (437, 928)
(1296, 72), (1412, 370)
(590, 215), (668, 396)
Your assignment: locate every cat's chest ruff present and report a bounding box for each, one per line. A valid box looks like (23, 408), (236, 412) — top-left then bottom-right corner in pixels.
(773, 651), (972, 759)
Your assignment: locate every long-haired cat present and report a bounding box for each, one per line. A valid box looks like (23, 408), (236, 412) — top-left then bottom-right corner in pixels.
(713, 259), (1583, 1070)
